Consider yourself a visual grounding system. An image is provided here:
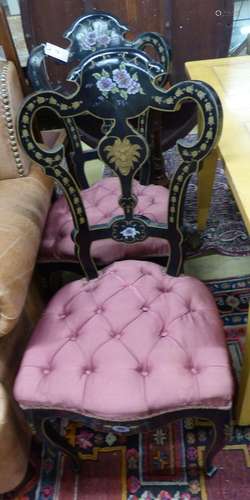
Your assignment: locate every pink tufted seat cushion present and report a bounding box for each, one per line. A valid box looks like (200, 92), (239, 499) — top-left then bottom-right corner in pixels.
(40, 177), (169, 265)
(14, 260), (233, 420)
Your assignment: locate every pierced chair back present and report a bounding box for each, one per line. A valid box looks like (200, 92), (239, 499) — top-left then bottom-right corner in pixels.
(18, 48), (222, 278)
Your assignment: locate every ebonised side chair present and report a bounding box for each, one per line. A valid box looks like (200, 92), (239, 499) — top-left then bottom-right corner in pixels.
(14, 48), (233, 478)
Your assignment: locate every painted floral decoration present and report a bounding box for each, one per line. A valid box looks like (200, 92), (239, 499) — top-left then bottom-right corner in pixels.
(75, 21), (112, 50)
(104, 137), (142, 175)
(94, 63), (145, 100)
(120, 227), (140, 239)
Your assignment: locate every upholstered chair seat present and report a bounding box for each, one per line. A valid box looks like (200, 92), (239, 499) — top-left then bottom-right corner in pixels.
(40, 177), (169, 265)
(14, 260), (233, 419)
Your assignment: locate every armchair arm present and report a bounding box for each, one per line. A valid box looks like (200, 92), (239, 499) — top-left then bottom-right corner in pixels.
(0, 165), (53, 336)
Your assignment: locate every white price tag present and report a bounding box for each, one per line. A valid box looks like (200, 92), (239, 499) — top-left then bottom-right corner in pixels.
(44, 42), (69, 63)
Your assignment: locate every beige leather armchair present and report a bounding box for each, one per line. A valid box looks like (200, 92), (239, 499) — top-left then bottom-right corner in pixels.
(0, 60), (53, 493)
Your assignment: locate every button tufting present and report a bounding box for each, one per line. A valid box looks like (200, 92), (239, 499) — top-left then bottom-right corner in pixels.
(160, 329), (168, 337)
(141, 306), (149, 312)
(70, 334), (78, 341)
(191, 367), (198, 375)
(43, 369), (50, 375)
(86, 285), (97, 292)
(160, 287), (171, 293)
(59, 313), (67, 319)
(96, 306), (104, 314)
(59, 230), (67, 239)
(84, 369), (91, 375)
(142, 371), (149, 377)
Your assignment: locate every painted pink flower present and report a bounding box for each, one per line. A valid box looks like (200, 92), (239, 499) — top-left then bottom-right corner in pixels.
(113, 68), (131, 88)
(127, 475), (141, 494)
(157, 490), (172, 499)
(180, 493), (192, 500)
(96, 77), (115, 93)
(41, 485), (54, 498)
(76, 430), (94, 449)
(85, 31), (97, 46)
(127, 79), (141, 95)
(97, 34), (111, 46)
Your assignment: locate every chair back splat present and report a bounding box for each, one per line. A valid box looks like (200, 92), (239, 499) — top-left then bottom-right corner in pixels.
(18, 48), (222, 279)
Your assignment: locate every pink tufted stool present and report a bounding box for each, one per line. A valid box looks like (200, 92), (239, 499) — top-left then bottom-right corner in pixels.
(40, 177), (169, 265)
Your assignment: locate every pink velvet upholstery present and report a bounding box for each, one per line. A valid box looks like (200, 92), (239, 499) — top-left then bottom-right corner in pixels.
(14, 260), (233, 420)
(40, 177), (169, 264)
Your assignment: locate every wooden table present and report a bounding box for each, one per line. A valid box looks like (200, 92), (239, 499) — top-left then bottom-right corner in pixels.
(185, 55), (250, 424)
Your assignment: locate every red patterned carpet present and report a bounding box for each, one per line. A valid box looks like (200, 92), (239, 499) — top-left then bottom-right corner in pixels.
(164, 141), (250, 258)
(5, 275), (250, 500)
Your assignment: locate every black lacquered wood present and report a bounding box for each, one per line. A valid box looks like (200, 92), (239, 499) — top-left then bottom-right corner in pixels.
(26, 406), (232, 478)
(27, 12), (170, 187)
(27, 12), (170, 92)
(17, 48), (222, 279)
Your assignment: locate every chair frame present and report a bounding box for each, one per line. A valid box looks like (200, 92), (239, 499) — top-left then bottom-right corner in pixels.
(16, 47), (232, 477)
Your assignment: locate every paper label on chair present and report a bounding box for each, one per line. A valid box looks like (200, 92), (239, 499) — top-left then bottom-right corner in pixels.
(44, 43), (69, 63)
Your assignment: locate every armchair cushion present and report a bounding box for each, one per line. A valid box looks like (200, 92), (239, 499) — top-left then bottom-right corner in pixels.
(40, 177), (169, 265)
(14, 260), (233, 419)
(0, 165), (53, 337)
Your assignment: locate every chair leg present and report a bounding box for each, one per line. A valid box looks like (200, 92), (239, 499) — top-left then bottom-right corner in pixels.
(203, 410), (231, 477)
(41, 418), (81, 473)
